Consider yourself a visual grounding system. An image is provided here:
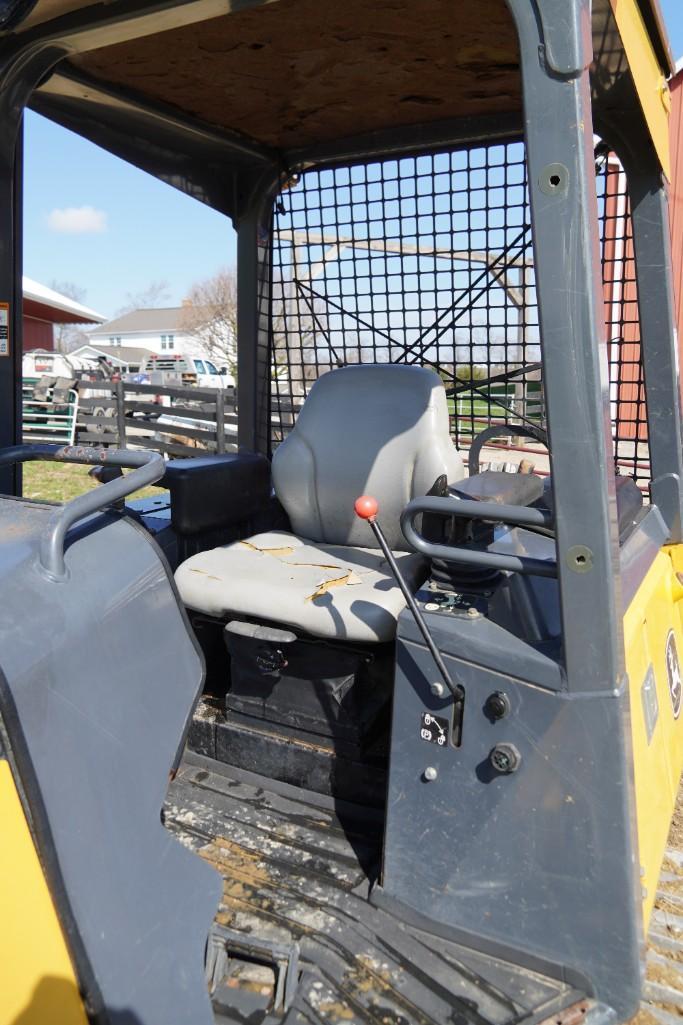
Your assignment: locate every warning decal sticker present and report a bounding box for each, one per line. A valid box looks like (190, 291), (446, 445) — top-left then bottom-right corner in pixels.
(420, 712), (449, 746)
(666, 630), (682, 720)
(0, 303), (9, 357)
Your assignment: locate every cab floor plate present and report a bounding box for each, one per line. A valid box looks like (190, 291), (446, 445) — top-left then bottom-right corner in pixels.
(165, 755), (584, 1025)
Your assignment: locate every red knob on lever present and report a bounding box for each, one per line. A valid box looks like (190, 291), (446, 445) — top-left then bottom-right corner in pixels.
(354, 495), (378, 521)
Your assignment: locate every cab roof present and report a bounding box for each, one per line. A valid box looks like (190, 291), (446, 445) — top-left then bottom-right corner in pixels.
(13, 0), (675, 204)
(28, 0), (522, 152)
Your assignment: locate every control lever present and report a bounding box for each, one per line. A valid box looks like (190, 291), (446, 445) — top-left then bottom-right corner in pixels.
(354, 495), (465, 720)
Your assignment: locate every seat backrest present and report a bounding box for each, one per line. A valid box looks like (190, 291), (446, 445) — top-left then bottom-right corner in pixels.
(272, 364), (464, 550)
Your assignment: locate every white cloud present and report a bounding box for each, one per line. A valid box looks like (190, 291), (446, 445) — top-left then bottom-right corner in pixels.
(47, 205), (107, 234)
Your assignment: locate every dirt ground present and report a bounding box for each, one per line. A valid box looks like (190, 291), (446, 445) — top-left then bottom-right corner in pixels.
(630, 786), (683, 1024)
(668, 786), (683, 852)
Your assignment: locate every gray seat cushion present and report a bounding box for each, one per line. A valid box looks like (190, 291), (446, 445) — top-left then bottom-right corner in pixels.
(175, 531), (427, 643)
(272, 363), (464, 551)
(175, 365), (463, 643)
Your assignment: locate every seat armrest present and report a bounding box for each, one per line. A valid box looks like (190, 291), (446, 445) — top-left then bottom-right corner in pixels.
(161, 453), (271, 535)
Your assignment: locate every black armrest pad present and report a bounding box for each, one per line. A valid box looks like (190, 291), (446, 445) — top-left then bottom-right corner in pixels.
(161, 453), (271, 535)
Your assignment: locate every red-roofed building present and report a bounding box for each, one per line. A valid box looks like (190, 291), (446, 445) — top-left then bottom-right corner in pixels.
(22, 277), (105, 350)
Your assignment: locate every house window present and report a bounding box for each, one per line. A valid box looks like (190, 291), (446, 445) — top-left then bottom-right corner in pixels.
(167, 335), (174, 350)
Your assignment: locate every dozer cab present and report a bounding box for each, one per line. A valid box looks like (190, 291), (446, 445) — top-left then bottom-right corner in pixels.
(2, 1), (683, 1023)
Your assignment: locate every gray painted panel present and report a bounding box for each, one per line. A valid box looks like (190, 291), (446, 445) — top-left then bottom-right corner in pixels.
(506, 0), (624, 695)
(628, 174), (683, 541)
(619, 506), (669, 611)
(0, 497), (220, 1024)
(382, 621), (641, 1020)
(401, 599), (563, 692)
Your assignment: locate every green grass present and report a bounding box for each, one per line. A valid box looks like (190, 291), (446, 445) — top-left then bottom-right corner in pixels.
(22, 461), (163, 504)
(448, 388), (543, 435)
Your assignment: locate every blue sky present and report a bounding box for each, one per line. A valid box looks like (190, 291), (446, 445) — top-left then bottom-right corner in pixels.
(24, 114), (236, 318)
(23, 0), (683, 320)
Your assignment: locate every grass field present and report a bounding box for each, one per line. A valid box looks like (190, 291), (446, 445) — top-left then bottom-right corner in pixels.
(449, 390), (543, 432)
(22, 461), (162, 504)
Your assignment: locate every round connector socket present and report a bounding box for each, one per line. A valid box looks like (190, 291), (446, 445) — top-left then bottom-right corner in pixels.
(485, 691), (510, 721)
(489, 743), (521, 774)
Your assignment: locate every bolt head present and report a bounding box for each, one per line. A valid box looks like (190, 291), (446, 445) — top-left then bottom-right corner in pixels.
(430, 681), (445, 697)
(467, 606), (478, 617)
(423, 766), (438, 782)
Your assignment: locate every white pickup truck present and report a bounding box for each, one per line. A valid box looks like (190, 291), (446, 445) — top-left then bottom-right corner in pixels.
(140, 353), (235, 396)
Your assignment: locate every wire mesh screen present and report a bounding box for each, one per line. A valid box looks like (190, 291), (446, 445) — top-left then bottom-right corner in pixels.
(268, 142), (649, 486)
(597, 152), (650, 487)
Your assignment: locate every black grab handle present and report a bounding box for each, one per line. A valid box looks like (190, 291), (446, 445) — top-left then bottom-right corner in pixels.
(400, 495), (557, 578)
(468, 423), (549, 477)
(0, 444), (165, 579)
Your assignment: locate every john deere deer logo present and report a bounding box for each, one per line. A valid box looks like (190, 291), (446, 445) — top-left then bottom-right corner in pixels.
(665, 630), (682, 720)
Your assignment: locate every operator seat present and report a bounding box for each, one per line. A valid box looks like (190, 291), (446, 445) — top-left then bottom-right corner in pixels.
(175, 364), (464, 643)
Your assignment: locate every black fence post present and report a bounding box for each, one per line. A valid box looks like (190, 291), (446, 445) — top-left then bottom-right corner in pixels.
(215, 388), (225, 453)
(115, 381), (127, 449)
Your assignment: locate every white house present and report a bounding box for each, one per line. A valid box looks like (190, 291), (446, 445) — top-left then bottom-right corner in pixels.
(86, 306), (203, 357)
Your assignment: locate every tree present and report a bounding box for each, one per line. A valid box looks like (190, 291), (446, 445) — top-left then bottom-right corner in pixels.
(115, 279), (170, 316)
(179, 268), (237, 375)
(49, 280), (90, 353)
(270, 266), (328, 394)
(180, 263), (327, 389)
(454, 364), (488, 381)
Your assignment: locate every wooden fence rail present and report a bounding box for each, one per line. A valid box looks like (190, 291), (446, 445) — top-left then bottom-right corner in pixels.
(76, 381), (308, 455)
(75, 381), (239, 455)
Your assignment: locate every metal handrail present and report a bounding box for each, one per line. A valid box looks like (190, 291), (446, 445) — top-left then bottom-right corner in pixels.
(0, 444), (164, 579)
(400, 495), (557, 578)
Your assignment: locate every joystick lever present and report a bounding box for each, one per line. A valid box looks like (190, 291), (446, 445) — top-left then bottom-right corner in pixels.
(354, 496), (465, 731)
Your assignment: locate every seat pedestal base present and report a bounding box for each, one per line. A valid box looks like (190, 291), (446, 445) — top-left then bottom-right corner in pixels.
(188, 703), (388, 808)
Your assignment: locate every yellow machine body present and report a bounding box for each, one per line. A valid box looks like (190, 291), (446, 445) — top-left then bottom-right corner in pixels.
(608, 0), (672, 179)
(625, 544), (683, 927)
(0, 759), (87, 1025)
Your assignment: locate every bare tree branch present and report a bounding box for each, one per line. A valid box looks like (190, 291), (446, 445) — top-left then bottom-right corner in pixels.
(116, 280), (171, 316)
(180, 262), (329, 389)
(179, 268), (238, 375)
(49, 279), (90, 353)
